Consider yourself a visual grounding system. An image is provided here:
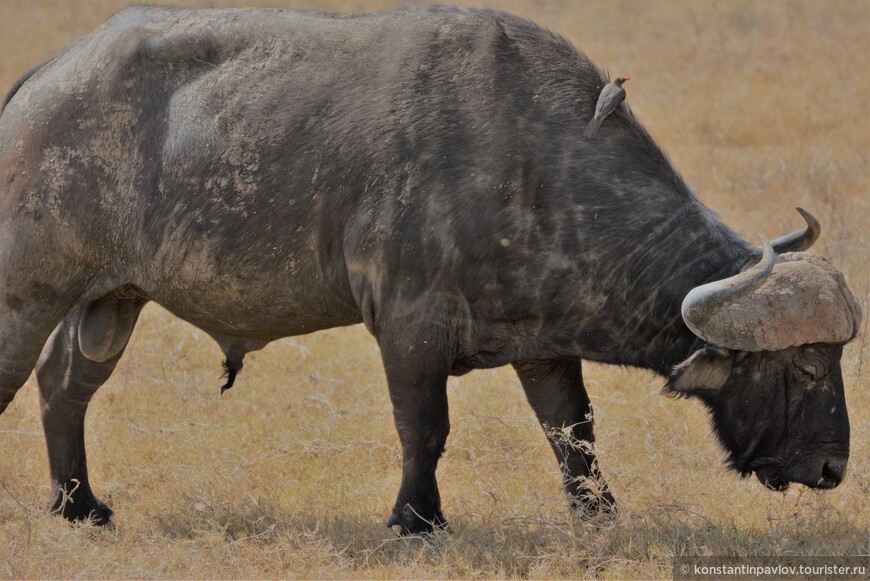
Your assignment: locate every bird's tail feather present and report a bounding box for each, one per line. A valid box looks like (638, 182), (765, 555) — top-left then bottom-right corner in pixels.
(583, 117), (603, 139)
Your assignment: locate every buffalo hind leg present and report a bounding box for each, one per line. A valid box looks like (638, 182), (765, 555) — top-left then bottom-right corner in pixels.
(512, 359), (616, 516)
(0, 311), (73, 415)
(36, 295), (145, 524)
(378, 321), (451, 535)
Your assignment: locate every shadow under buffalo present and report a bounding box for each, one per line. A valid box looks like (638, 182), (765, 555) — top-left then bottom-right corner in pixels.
(149, 494), (866, 576)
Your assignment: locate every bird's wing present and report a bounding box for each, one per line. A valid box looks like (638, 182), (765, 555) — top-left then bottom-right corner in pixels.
(593, 85), (611, 116)
(598, 86), (626, 117)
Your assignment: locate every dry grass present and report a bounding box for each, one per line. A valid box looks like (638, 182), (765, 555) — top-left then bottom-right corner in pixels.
(0, 0), (868, 578)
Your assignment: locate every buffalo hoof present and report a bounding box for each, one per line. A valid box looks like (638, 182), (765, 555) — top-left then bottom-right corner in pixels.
(51, 494), (114, 526)
(386, 504), (449, 536)
(570, 491), (618, 520)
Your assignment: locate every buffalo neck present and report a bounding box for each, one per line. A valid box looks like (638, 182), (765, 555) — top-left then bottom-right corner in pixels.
(542, 163), (760, 376)
(584, 204), (756, 376)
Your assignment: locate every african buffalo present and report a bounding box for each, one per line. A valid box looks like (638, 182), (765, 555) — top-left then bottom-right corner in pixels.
(0, 4), (861, 534)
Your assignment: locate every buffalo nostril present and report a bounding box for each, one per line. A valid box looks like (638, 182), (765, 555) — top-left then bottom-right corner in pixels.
(822, 460), (846, 485)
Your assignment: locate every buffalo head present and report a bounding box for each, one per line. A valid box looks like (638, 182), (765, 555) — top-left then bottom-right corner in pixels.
(666, 209), (862, 491)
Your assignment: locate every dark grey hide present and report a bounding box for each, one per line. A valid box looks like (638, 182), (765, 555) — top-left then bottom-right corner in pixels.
(0, 5), (859, 533)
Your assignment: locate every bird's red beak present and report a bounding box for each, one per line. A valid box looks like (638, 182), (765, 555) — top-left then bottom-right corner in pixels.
(624, 76), (631, 81)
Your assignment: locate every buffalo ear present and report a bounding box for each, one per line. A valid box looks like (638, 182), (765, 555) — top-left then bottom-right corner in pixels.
(665, 346), (733, 397)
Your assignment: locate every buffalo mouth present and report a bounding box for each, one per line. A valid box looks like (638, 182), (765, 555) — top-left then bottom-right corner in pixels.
(755, 469), (790, 491)
(757, 472), (842, 491)
(752, 460), (846, 491)
(748, 459), (790, 491)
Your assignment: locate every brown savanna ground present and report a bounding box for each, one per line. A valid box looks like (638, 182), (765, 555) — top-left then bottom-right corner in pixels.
(0, 0), (868, 578)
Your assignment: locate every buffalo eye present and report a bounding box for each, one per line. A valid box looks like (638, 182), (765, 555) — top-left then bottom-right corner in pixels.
(795, 361), (823, 381)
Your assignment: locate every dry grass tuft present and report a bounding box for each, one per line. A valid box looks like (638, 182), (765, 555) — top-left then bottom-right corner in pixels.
(1, 0), (868, 578)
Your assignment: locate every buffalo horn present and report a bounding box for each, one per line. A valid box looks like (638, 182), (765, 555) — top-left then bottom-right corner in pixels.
(770, 207), (821, 253)
(681, 238), (775, 344)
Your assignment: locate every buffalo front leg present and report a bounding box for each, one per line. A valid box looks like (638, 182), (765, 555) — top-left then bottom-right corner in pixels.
(378, 328), (451, 535)
(512, 359), (615, 516)
(36, 298), (143, 524)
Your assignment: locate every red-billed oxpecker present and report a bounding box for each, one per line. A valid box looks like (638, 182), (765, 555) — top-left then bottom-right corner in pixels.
(584, 76), (629, 139)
